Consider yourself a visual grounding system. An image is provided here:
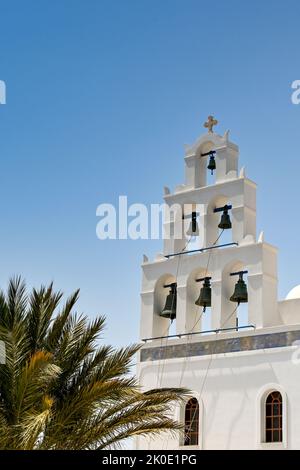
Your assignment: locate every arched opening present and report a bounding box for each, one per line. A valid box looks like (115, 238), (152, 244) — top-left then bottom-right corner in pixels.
(197, 141), (216, 187)
(195, 141), (215, 188)
(265, 391), (283, 443)
(206, 195), (233, 248)
(182, 202), (201, 252)
(184, 398), (199, 446)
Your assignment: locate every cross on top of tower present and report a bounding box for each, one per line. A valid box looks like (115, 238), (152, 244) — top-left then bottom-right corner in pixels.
(204, 115), (218, 133)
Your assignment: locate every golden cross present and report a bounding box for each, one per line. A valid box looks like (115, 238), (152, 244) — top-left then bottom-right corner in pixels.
(204, 115), (218, 133)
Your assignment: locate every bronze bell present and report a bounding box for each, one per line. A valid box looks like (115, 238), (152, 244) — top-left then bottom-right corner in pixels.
(230, 274), (248, 304)
(195, 277), (211, 311)
(218, 206), (232, 230)
(160, 284), (177, 320)
(186, 211), (199, 236)
(207, 153), (216, 175)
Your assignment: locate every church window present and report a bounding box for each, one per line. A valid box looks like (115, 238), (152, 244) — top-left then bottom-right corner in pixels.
(265, 391), (283, 443)
(184, 398), (199, 446)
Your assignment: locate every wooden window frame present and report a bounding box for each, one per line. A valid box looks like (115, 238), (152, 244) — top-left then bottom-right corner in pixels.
(184, 397), (199, 446)
(265, 391), (283, 443)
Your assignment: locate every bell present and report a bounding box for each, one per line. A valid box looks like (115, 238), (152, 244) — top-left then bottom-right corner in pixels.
(218, 206), (232, 230)
(230, 274), (248, 304)
(207, 153), (216, 175)
(186, 212), (199, 236)
(195, 278), (211, 311)
(160, 284), (177, 320)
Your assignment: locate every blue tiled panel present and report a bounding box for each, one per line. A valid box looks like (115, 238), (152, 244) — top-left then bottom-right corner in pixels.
(140, 330), (300, 362)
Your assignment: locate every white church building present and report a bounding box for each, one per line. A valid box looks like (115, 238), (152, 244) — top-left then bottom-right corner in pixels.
(136, 117), (300, 450)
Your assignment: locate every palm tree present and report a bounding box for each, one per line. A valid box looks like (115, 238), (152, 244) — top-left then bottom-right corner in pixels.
(0, 277), (188, 450)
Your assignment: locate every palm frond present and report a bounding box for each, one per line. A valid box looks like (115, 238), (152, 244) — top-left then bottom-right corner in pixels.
(0, 277), (188, 450)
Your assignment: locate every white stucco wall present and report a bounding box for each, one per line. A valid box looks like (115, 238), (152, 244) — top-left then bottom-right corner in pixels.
(136, 331), (300, 450)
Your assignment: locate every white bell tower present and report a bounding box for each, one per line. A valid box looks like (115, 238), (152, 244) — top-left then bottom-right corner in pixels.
(136, 118), (300, 450)
(139, 118), (280, 345)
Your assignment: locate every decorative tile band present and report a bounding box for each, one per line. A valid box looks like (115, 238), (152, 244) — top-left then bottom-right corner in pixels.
(140, 330), (300, 362)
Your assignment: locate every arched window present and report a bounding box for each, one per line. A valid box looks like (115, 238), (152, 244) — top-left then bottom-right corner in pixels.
(265, 391), (283, 443)
(184, 398), (199, 446)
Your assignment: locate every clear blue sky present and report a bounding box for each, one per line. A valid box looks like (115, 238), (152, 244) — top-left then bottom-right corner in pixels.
(0, 0), (299, 347)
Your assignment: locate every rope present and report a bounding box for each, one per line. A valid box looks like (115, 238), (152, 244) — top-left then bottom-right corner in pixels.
(174, 309), (205, 390)
(183, 304), (239, 443)
(163, 230), (225, 449)
(155, 320), (175, 388)
(204, 229), (224, 277)
(175, 230), (225, 390)
(156, 235), (192, 389)
(149, 235), (193, 451)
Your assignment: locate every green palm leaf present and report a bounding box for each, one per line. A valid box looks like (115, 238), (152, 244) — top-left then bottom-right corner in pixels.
(0, 277), (188, 450)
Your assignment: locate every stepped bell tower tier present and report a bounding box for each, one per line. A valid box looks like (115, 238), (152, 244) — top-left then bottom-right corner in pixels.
(135, 117), (300, 450)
